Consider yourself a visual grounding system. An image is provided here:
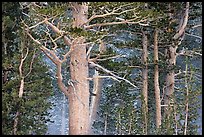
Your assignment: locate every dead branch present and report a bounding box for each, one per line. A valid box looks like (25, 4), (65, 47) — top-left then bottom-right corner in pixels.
(43, 30), (58, 50)
(85, 8), (137, 25)
(56, 64), (69, 96)
(44, 18), (62, 34)
(185, 33), (202, 40)
(85, 16), (149, 29)
(25, 49), (36, 78)
(89, 61), (137, 88)
(87, 75), (121, 82)
(26, 31), (41, 45)
(63, 36), (72, 46)
(19, 47), (29, 77)
(192, 24), (202, 29)
(61, 46), (75, 63)
(29, 19), (47, 30)
(26, 31), (60, 65)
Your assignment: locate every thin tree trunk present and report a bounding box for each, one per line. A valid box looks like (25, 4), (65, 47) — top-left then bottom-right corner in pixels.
(184, 56), (191, 135)
(90, 70), (103, 122)
(153, 28), (161, 129)
(13, 45), (29, 135)
(141, 29), (148, 135)
(61, 94), (66, 135)
(89, 40), (106, 132)
(104, 113), (107, 135)
(163, 39), (177, 128)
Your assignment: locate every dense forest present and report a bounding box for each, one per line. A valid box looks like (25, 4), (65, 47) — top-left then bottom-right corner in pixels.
(2, 2), (202, 135)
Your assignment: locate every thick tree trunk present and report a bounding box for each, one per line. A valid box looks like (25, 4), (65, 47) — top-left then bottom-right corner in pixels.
(164, 46), (176, 129)
(141, 29), (148, 135)
(66, 3), (90, 135)
(164, 3), (189, 130)
(153, 28), (161, 129)
(68, 37), (90, 135)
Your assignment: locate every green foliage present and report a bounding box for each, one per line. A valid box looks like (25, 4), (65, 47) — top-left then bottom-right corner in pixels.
(2, 3), (54, 135)
(4, 2), (200, 135)
(91, 2), (201, 135)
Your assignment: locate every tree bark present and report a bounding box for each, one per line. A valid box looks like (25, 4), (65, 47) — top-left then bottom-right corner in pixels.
(164, 2), (189, 130)
(141, 29), (148, 135)
(153, 28), (161, 129)
(89, 40), (106, 134)
(66, 3), (90, 135)
(13, 43), (29, 135)
(61, 94), (66, 135)
(184, 56), (191, 135)
(67, 36), (90, 135)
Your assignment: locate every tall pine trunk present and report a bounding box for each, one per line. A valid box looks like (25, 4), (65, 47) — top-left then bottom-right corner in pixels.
(164, 2), (189, 131)
(153, 28), (161, 129)
(141, 29), (148, 135)
(67, 3), (90, 135)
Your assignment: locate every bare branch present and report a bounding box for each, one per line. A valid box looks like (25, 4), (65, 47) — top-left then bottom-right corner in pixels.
(85, 16), (149, 29)
(61, 48), (74, 63)
(128, 66), (143, 69)
(29, 19), (47, 30)
(25, 49), (36, 78)
(192, 24), (202, 29)
(177, 49), (202, 57)
(26, 31), (61, 65)
(43, 30), (58, 50)
(19, 47), (29, 77)
(84, 2), (135, 25)
(90, 55), (126, 61)
(22, 47), (29, 61)
(56, 64), (69, 96)
(194, 52), (202, 56)
(89, 61), (137, 88)
(44, 19), (72, 47)
(44, 18), (63, 35)
(86, 44), (94, 58)
(54, 35), (64, 42)
(63, 36), (72, 46)
(85, 8), (137, 25)
(26, 31), (41, 45)
(185, 33), (202, 40)
(88, 75), (121, 82)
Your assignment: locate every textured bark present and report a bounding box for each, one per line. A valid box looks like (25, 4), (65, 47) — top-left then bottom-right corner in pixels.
(164, 2), (189, 129)
(13, 47), (28, 135)
(68, 37), (89, 135)
(3, 71), (8, 84)
(67, 3), (90, 135)
(164, 50), (175, 126)
(173, 2), (189, 40)
(71, 2), (88, 28)
(154, 28), (161, 129)
(89, 41), (106, 133)
(90, 71), (103, 124)
(141, 30), (148, 134)
(61, 94), (66, 135)
(184, 57), (191, 135)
